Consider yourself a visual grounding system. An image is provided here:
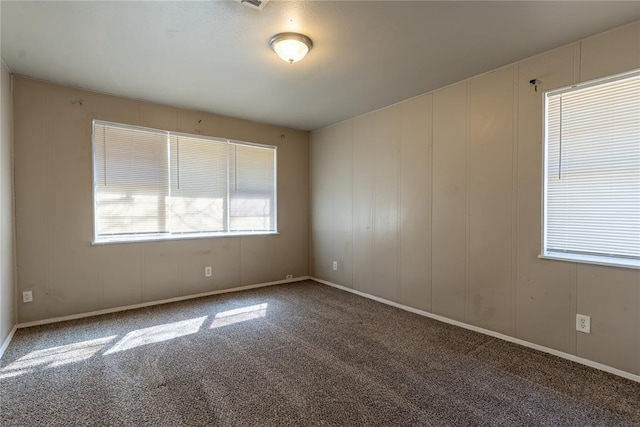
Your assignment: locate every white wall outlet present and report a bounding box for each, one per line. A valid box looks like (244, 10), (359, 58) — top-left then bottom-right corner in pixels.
(22, 291), (33, 303)
(204, 266), (212, 278)
(286, 274), (293, 280)
(332, 261), (338, 271)
(576, 314), (591, 334)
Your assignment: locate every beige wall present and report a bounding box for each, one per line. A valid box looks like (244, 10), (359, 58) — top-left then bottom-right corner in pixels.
(311, 22), (640, 376)
(13, 76), (309, 323)
(1, 60), (16, 344)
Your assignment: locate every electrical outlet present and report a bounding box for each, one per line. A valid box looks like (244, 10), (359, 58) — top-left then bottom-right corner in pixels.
(576, 314), (591, 334)
(332, 261), (338, 271)
(22, 291), (33, 303)
(286, 274), (293, 280)
(204, 266), (212, 278)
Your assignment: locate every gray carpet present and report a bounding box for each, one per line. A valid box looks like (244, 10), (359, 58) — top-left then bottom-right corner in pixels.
(1, 280), (639, 426)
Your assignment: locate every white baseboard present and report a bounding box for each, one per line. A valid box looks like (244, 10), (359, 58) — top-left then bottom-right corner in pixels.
(312, 277), (640, 384)
(0, 325), (17, 359)
(17, 276), (311, 329)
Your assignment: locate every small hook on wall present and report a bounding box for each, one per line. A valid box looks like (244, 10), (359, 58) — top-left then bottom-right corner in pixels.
(529, 79), (539, 92)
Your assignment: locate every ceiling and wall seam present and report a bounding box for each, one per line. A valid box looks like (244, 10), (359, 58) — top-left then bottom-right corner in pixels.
(5, 2), (640, 131)
(311, 18), (640, 135)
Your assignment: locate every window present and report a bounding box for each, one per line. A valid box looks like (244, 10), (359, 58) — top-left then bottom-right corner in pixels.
(542, 70), (640, 269)
(92, 121), (277, 243)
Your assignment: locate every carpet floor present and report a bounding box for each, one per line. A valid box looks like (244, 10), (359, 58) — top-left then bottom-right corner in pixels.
(1, 280), (639, 426)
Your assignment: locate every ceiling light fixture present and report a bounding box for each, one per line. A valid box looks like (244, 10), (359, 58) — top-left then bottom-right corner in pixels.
(270, 32), (313, 64)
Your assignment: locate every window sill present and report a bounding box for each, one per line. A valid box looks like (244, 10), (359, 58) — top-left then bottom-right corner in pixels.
(92, 231), (279, 245)
(538, 252), (640, 270)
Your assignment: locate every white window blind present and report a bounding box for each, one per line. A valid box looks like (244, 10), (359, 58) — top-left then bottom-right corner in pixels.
(93, 121), (277, 243)
(93, 124), (169, 237)
(168, 134), (228, 234)
(543, 71), (640, 269)
(229, 144), (276, 231)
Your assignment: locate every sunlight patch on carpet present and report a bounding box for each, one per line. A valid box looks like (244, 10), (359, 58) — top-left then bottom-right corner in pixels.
(104, 316), (207, 354)
(210, 303), (268, 329)
(0, 336), (117, 378)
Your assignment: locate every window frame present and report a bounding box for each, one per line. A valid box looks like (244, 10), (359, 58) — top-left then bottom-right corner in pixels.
(91, 120), (278, 245)
(539, 70), (640, 270)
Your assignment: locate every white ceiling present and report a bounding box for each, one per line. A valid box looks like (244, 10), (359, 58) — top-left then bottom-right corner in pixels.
(2, 1), (640, 131)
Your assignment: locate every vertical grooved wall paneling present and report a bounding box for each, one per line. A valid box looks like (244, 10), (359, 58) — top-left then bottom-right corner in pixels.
(432, 82), (467, 322)
(373, 108), (400, 303)
(351, 115), (376, 296)
(310, 21), (640, 376)
(310, 123), (353, 286)
(516, 44), (575, 354)
(468, 65), (514, 335)
(399, 95), (432, 311)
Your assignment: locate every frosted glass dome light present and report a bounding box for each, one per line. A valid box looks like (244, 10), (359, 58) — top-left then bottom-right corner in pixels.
(270, 33), (313, 64)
